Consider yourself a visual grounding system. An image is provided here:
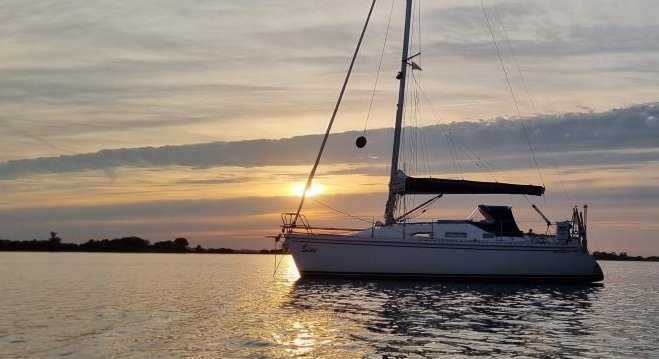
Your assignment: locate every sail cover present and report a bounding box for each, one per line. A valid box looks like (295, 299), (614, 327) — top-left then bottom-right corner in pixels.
(391, 171), (544, 196)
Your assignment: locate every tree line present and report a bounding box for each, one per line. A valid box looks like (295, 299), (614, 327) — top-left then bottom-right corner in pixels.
(2, 233), (653, 259)
(0, 231), (283, 254)
(592, 251), (658, 262)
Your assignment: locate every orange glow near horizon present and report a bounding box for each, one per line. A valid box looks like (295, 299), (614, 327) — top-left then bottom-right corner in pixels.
(291, 181), (324, 197)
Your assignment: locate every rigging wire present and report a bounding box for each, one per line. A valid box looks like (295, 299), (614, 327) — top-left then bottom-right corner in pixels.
(446, 129), (461, 174)
(292, 0), (378, 225)
(311, 197), (373, 224)
(272, 237), (286, 277)
(364, 0), (396, 133)
(410, 71), (431, 177)
(400, 0), (427, 215)
(491, 0), (573, 204)
(480, 0), (546, 188)
(417, 0), (422, 56)
(412, 78), (507, 178)
(399, 0), (428, 217)
(406, 65), (511, 181)
(491, 2), (532, 109)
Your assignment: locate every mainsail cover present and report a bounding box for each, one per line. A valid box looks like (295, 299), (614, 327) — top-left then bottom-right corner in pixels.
(391, 171), (544, 196)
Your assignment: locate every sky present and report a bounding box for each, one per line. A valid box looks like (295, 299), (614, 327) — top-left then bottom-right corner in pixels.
(0, 0), (658, 254)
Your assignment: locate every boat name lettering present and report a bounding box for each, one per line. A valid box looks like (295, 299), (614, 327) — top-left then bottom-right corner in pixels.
(301, 245), (317, 253)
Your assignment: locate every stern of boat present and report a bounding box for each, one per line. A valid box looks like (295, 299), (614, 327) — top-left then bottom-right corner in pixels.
(561, 205), (604, 282)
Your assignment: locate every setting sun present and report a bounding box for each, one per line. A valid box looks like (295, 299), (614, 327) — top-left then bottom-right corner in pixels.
(291, 181), (324, 197)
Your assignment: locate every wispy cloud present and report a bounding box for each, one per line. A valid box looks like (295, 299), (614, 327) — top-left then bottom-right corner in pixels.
(0, 104), (656, 178)
(0, 1), (658, 254)
(2, 0), (658, 162)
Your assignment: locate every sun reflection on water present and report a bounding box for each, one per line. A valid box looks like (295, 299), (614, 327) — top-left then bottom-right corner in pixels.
(1, 255), (653, 358)
(283, 256), (301, 283)
(271, 258), (333, 357)
(262, 256), (366, 358)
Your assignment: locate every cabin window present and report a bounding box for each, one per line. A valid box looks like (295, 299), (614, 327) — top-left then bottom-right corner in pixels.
(412, 232), (432, 238)
(445, 232), (467, 238)
(482, 233), (495, 238)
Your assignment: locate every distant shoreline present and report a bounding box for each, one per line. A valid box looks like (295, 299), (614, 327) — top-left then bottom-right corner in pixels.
(0, 235), (284, 255)
(591, 252), (659, 262)
(1, 236), (656, 261)
(0, 249), (286, 255)
(2, 250), (659, 261)
(1, 251), (658, 261)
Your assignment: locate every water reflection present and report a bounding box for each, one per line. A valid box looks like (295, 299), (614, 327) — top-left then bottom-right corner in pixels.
(283, 279), (603, 357)
(3, 255), (652, 358)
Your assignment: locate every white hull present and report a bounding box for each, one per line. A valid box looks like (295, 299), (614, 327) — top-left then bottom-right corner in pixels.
(286, 230), (603, 283)
(277, 1), (603, 283)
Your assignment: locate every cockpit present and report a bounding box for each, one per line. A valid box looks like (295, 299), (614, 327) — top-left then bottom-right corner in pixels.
(468, 205), (524, 237)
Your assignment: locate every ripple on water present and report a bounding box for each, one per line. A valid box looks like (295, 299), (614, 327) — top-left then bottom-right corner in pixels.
(0, 254), (657, 358)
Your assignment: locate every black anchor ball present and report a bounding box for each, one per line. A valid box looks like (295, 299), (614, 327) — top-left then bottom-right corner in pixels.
(356, 136), (367, 148)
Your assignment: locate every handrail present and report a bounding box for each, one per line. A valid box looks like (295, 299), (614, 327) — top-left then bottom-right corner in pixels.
(281, 212), (312, 234)
(288, 226), (366, 232)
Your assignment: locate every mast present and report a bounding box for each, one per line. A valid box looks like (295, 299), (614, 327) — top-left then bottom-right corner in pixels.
(290, 0), (378, 226)
(384, 0), (414, 225)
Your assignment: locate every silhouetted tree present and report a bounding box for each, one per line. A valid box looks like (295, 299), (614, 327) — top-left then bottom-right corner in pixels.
(152, 240), (180, 252)
(173, 237), (189, 250)
(49, 231), (62, 245)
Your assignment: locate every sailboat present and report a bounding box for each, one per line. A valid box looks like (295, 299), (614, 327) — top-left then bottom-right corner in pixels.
(277, 0), (603, 283)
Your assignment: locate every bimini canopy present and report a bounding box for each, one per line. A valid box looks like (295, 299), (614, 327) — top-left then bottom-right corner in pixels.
(472, 205), (524, 237)
(391, 171), (544, 196)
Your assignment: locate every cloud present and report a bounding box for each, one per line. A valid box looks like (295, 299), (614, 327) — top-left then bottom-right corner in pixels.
(0, 103), (656, 179)
(422, 1), (659, 56)
(1, 1), (658, 254)
(2, 0), (658, 164)
(1, 187), (657, 254)
(0, 196), (291, 223)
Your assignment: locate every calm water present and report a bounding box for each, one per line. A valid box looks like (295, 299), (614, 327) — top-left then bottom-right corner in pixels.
(0, 253), (657, 358)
